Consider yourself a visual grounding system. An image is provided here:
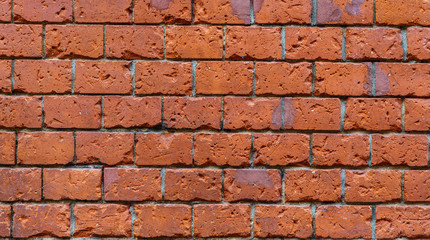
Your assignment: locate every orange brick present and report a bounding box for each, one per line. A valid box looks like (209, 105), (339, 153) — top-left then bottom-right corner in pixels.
(14, 0), (72, 22)
(134, 0), (191, 24)
(254, 0), (311, 24)
(0, 25), (42, 57)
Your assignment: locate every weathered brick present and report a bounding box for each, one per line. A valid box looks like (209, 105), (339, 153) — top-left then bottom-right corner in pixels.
(194, 204), (251, 238)
(405, 99), (430, 131)
(76, 132), (134, 165)
(0, 96), (42, 128)
(17, 132), (74, 165)
(73, 204), (131, 237)
(45, 25), (103, 59)
(0, 25), (42, 57)
(43, 169), (101, 200)
(372, 134), (428, 166)
(316, 205), (372, 239)
(407, 28), (430, 60)
(0, 205), (10, 237)
(254, 205), (312, 238)
(405, 171), (430, 202)
(103, 96), (161, 128)
(74, 0), (132, 23)
(315, 62), (371, 96)
(0, 132), (15, 165)
(194, 0), (250, 24)
(0, 0), (10, 22)
(44, 96), (101, 129)
(255, 62), (312, 95)
(344, 98), (402, 131)
(106, 25), (164, 59)
(224, 169), (282, 202)
(312, 134), (369, 166)
(134, 204), (191, 238)
(223, 97), (282, 130)
(14, 0), (72, 22)
(254, 0), (311, 24)
(0, 168), (41, 201)
(104, 168), (161, 201)
(195, 61), (253, 95)
(375, 0), (430, 26)
(345, 170), (401, 202)
(75, 61), (132, 94)
(346, 28), (403, 60)
(166, 26), (223, 59)
(194, 133), (251, 166)
(285, 27), (342, 60)
(164, 169), (222, 201)
(284, 98), (341, 130)
(284, 169), (341, 202)
(136, 133), (192, 166)
(164, 97), (221, 129)
(317, 0), (373, 25)
(225, 26), (282, 60)
(134, 0), (191, 24)
(13, 204), (70, 238)
(0, 60), (11, 93)
(135, 61), (192, 95)
(14, 60), (72, 94)
(253, 133), (310, 166)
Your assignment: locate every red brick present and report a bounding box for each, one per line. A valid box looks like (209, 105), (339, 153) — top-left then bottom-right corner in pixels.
(346, 28), (403, 60)
(0, 0), (10, 22)
(136, 133), (192, 166)
(76, 132), (134, 165)
(315, 62), (371, 96)
(375, 63), (430, 96)
(45, 25), (103, 59)
(14, 60), (72, 94)
(194, 0), (250, 24)
(166, 26), (223, 59)
(164, 97), (221, 129)
(0, 132), (14, 165)
(375, 0), (430, 26)
(224, 169), (282, 202)
(13, 0), (72, 22)
(316, 0), (373, 25)
(226, 26), (282, 60)
(0, 96), (42, 128)
(285, 27), (342, 60)
(284, 97), (341, 130)
(164, 169), (222, 201)
(13, 204), (70, 238)
(134, 0), (191, 24)
(376, 206), (430, 238)
(0, 60), (11, 93)
(135, 61), (192, 95)
(44, 96), (101, 129)
(344, 98), (402, 131)
(43, 169), (101, 201)
(73, 204), (131, 237)
(75, 61), (132, 94)
(372, 134), (428, 166)
(104, 168), (161, 201)
(345, 170), (401, 202)
(316, 205), (372, 239)
(254, 0), (311, 24)
(106, 25), (163, 59)
(407, 28), (430, 60)
(134, 204), (191, 238)
(0, 205), (10, 237)
(255, 62), (312, 95)
(223, 97), (282, 130)
(405, 171), (430, 202)
(253, 133), (310, 166)
(75, 0), (132, 23)
(313, 134), (369, 167)
(254, 205), (312, 238)
(195, 61), (253, 95)
(194, 204), (251, 238)
(0, 168), (41, 201)
(103, 96), (161, 128)
(285, 169), (341, 202)
(17, 132), (74, 165)
(0, 25), (42, 57)
(405, 99), (430, 131)
(194, 133), (251, 166)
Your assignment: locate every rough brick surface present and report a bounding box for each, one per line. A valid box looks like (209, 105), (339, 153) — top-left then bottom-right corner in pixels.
(317, 0), (373, 25)
(14, 0), (72, 22)
(0, 0), (10, 22)
(254, 0), (311, 24)
(0, 60), (11, 93)
(0, 132), (15, 165)
(405, 99), (430, 131)
(375, 0), (430, 26)
(74, 0), (132, 23)
(407, 28), (430, 60)
(404, 171), (430, 202)
(0, 205), (10, 237)
(0, 96), (42, 128)
(0, 168), (41, 201)
(0, 25), (42, 57)
(135, 0), (191, 24)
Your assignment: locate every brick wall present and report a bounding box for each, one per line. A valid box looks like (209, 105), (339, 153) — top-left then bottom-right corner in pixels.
(0, 0), (430, 239)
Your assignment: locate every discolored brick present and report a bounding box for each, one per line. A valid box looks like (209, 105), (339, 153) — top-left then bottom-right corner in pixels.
(316, 0), (373, 25)
(194, 0), (250, 24)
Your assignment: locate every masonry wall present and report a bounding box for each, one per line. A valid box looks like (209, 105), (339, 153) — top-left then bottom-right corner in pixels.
(0, 0), (430, 238)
